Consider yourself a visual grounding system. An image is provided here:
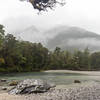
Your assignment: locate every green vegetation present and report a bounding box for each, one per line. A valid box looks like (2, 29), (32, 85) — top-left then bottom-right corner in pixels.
(0, 24), (100, 72)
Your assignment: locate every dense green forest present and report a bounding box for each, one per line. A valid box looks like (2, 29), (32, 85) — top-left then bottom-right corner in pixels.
(0, 24), (100, 72)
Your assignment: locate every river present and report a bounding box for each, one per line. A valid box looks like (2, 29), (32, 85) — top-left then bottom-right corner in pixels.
(0, 71), (100, 85)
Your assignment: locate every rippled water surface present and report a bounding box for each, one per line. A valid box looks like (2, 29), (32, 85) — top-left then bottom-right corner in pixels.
(0, 72), (100, 85)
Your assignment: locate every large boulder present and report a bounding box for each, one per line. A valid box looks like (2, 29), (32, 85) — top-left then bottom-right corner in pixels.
(9, 79), (56, 94)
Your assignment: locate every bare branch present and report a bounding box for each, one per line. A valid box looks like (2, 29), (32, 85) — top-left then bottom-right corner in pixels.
(20, 0), (66, 11)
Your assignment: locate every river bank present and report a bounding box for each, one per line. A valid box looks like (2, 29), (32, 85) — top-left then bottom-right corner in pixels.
(0, 81), (100, 100)
(44, 70), (100, 75)
(0, 70), (100, 100)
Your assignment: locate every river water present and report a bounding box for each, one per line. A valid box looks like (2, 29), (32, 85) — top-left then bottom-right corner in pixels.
(0, 72), (100, 85)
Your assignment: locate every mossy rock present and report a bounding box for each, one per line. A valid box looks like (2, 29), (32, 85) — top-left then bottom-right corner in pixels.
(9, 81), (18, 86)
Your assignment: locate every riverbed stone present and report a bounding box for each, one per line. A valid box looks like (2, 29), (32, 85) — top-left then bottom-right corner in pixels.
(1, 87), (7, 90)
(9, 79), (56, 94)
(9, 80), (18, 86)
(74, 80), (81, 83)
(0, 79), (7, 82)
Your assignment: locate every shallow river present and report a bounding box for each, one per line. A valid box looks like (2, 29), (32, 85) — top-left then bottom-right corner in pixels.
(0, 72), (100, 85)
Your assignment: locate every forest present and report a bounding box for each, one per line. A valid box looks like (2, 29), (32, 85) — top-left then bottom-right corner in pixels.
(0, 24), (100, 72)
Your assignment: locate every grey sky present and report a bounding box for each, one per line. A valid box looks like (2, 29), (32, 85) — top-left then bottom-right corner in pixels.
(0, 0), (100, 34)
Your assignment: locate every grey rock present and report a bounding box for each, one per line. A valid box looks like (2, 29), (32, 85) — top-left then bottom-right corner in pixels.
(9, 79), (56, 94)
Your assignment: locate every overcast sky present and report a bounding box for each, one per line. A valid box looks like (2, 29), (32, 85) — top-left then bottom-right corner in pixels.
(0, 0), (100, 34)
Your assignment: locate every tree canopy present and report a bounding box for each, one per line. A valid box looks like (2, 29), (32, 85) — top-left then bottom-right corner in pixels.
(0, 24), (100, 72)
(20, 0), (65, 11)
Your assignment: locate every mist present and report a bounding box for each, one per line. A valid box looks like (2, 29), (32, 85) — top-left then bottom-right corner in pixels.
(1, 0), (100, 52)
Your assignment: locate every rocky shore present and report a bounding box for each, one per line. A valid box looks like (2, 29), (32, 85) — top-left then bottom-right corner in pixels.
(0, 81), (100, 100)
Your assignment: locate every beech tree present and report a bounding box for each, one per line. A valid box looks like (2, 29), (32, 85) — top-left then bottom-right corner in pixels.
(20, 0), (65, 11)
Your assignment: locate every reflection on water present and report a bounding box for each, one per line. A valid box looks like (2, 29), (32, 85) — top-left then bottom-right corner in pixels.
(0, 72), (100, 85)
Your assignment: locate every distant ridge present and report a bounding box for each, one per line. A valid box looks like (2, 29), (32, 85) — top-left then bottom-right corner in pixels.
(16, 25), (100, 51)
(45, 26), (100, 51)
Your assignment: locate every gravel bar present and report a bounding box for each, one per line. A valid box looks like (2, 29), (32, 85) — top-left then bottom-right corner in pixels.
(0, 81), (100, 100)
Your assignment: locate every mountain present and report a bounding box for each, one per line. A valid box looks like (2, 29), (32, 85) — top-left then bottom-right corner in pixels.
(15, 25), (100, 52)
(46, 26), (100, 51)
(19, 25), (46, 44)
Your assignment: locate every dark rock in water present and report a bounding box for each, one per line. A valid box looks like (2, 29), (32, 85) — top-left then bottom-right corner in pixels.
(9, 79), (56, 94)
(9, 81), (18, 86)
(0, 79), (7, 82)
(74, 80), (81, 83)
(2, 87), (7, 90)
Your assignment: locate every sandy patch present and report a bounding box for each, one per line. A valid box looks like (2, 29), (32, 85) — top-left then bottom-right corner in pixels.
(0, 93), (25, 100)
(44, 70), (100, 75)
